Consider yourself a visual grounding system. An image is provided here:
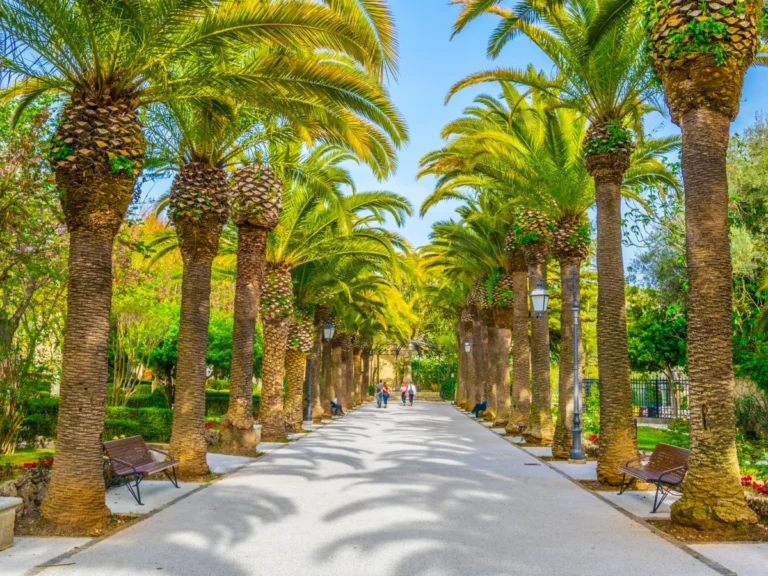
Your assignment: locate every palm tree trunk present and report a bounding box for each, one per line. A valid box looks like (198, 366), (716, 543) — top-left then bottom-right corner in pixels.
(493, 309), (513, 426)
(461, 319), (476, 410)
(311, 328), (324, 421)
(362, 349), (371, 402)
(169, 253), (215, 476)
(553, 259), (581, 458)
(470, 308), (489, 410)
(261, 317), (289, 441)
(344, 340), (355, 406)
(322, 337), (334, 417)
(332, 338), (345, 410)
(283, 348), (306, 433)
(590, 159), (637, 484)
(220, 224), (266, 455)
(354, 347), (364, 405)
(524, 263), (553, 445)
(484, 314), (500, 422)
(670, 108), (756, 528)
(507, 269), (531, 433)
(455, 324), (467, 408)
(40, 228), (113, 531)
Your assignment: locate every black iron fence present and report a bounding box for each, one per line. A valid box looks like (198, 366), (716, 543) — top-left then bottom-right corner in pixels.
(581, 378), (689, 420)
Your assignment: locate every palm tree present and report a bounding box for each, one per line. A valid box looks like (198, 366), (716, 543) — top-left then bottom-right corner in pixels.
(284, 310), (314, 432)
(253, 144), (410, 439)
(0, 0), (408, 530)
(221, 162), (282, 455)
(450, 0), (658, 482)
(588, 0), (763, 529)
(505, 226), (531, 433)
(420, 203), (509, 421)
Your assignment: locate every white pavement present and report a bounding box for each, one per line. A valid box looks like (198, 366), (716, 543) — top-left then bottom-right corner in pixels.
(24, 403), (741, 575)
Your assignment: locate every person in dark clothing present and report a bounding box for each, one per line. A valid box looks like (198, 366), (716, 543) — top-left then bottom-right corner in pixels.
(471, 400), (487, 418)
(330, 397), (345, 416)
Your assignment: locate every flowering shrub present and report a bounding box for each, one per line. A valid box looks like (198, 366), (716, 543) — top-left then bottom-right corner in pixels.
(741, 476), (768, 495)
(0, 456), (54, 479)
(588, 434), (599, 444)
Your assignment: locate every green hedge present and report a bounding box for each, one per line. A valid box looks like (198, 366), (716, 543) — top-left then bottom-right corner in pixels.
(105, 407), (174, 442)
(205, 390), (260, 417)
(104, 419), (141, 440)
(17, 391), (259, 444)
(126, 388), (170, 409)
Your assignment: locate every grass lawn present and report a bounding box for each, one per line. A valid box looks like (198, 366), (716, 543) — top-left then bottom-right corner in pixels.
(637, 426), (668, 452)
(0, 447), (55, 480)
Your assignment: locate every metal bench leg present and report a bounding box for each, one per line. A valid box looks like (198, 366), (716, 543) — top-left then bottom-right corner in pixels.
(652, 482), (672, 513)
(164, 467), (180, 488)
(618, 473), (630, 495)
(124, 473), (144, 505)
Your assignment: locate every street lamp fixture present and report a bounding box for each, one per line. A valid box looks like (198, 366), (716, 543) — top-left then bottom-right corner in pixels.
(567, 272), (586, 464)
(323, 321), (335, 341)
(530, 278), (550, 318)
(464, 340), (471, 354)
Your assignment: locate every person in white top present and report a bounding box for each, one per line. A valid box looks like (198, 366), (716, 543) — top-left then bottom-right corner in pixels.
(407, 381), (416, 405)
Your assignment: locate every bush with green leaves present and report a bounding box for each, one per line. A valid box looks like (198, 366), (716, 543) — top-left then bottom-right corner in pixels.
(205, 390), (260, 417)
(125, 388), (170, 409)
(103, 419), (141, 440)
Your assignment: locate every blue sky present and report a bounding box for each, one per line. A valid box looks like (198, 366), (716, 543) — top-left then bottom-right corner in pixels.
(343, 0), (768, 251)
(142, 1), (768, 255)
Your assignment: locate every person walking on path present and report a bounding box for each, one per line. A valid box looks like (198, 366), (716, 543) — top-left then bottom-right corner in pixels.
(382, 385), (390, 408)
(407, 381), (417, 405)
(400, 384), (408, 405)
(375, 380), (384, 408)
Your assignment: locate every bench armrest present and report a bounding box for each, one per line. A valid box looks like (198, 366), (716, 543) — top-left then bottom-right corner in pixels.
(107, 456), (139, 475)
(148, 447), (173, 460)
(657, 465), (687, 485)
(623, 455), (649, 468)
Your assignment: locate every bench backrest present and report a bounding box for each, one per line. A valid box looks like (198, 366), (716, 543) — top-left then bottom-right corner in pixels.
(647, 443), (690, 474)
(103, 436), (153, 474)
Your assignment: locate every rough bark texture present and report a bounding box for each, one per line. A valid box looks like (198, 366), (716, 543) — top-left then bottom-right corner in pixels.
(669, 109), (757, 529)
(471, 308), (489, 409)
(42, 94), (143, 532)
(310, 328), (324, 421)
(493, 308), (513, 427)
(507, 269), (531, 433)
(167, 162), (230, 476)
(553, 259), (581, 459)
(362, 349), (371, 401)
(484, 313), (500, 422)
(321, 337), (334, 417)
(259, 265), (293, 441)
(170, 255), (216, 476)
(524, 263), (553, 445)
(455, 324), (467, 408)
(283, 348), (306, 433)
(220, 225), (267, 456)
(586, 150), (638, 484)
(354, 347), (364, 405)
(40, 229), (114, 531)
(461, 316), (475, 410)
(261, 316), (289, 441)
(331, 338), (345, 409)
(344, 337), (355, 407)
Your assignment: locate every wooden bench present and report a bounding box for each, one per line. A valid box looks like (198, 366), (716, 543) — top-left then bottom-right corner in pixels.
(618, 443), (690, 513)
(103, 436), (180, 505)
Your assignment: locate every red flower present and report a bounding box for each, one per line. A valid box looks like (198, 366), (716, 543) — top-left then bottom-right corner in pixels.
(204, 421), (214, 429)
(742, 475), (753, 486)
(588, 434), (599, 444)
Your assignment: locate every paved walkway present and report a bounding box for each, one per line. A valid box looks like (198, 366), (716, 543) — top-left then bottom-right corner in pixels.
(38, 403), (722, 576)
